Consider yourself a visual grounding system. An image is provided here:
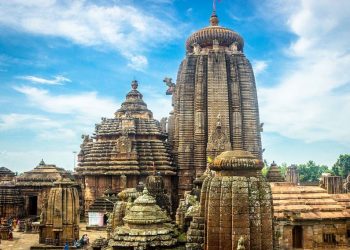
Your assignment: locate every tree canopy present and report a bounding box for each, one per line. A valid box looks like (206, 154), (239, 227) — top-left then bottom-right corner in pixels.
(298, 161), (331, 182)
(332, 154), (350, 178)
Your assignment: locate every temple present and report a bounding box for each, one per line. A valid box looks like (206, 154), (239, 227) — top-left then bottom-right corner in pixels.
(75, 80), (176, 213)
(169, 11), (262, 196)
(1, 6), (350, 250)
(15, 159), (74, 217)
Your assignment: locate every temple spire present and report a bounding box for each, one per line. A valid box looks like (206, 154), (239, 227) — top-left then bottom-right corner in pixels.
(131, 80), (138, 90)
(210, 1), (219, 26)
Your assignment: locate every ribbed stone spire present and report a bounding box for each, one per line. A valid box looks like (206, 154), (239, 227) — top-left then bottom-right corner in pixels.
(169, 8), (262, 196)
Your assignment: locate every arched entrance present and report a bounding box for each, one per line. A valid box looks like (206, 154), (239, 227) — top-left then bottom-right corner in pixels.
(292, 225), (303, 248)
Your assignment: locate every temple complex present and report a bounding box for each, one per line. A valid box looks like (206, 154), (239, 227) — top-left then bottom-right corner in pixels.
(75, 80), (176, 213)
(168, 10), (263, 196)
(3, 5), (350, 250)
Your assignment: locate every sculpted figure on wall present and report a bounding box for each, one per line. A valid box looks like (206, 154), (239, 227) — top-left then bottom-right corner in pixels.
(115, 134), (132, 153)
(207, 114), (231, 153)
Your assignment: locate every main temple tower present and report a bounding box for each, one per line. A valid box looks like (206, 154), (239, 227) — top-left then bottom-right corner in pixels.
(169, 11), (263, 196)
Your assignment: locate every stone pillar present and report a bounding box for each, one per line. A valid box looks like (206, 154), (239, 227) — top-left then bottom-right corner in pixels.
(286, 164), (299, 184)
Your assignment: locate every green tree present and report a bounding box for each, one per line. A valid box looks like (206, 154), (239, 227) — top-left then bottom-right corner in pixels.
(261, 159), (269, 177)
(279, 162), (288, 177)
(332, 154), (350, 178)
(297, 161), (331, 182)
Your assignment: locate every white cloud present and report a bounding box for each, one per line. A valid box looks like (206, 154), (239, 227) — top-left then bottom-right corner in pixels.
(0, 113), (58, 131)
(18, 75), (71, 85)
(0, 1), (180, 71)
(259, 0), (350, 144)
(252, 60), (268, 76)
(3, 85), (119, 142)
(14, 85), (118, 123)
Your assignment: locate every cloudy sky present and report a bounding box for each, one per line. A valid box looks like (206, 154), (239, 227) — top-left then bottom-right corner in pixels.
(0, 0), (349, 173)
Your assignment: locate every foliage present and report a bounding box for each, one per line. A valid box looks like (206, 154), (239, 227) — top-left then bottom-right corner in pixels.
(279, 163), (288, 177)
(332, 154), (350, 178)
(261, 159), (269, 177)
(297, 161), (331, 182)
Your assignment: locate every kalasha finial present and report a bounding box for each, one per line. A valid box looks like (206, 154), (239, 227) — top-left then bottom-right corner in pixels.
(210, 0), (220, 26)
(210, 11), (219, 26)
(131, 80), (138, 90)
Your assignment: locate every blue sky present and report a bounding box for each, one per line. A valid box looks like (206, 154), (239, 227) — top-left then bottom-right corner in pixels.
(0, 0), (349, 173)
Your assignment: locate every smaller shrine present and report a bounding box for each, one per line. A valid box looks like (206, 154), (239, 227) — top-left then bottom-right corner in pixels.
(37, 177), (79, 247)
(87, 188), (118, 228)
(266, 161), (285, 182)
(0, 167), (15, 182)
(108, 188), (177, 249)
(15, 159), (75, 217)
(186, 150), (274, 250)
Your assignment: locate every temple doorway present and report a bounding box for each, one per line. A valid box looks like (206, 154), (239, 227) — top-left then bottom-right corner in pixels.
(103, 214), (108, 225)
(28, 196), (38, 215)
(292, 225), (303, 248)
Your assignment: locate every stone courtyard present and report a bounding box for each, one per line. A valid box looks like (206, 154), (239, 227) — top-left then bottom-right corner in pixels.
(0, 223), (106, 250)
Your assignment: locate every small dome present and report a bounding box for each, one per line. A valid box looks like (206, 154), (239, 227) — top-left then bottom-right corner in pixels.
(123, 188), (168, 225)
(115, 80), (153, 119)
(210, 150), (263, 171)
(186, 12), (244, 52)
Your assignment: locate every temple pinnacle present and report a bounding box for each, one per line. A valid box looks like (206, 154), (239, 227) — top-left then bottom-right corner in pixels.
(210, 10), (219, 26)
(131, 80), (138, 90)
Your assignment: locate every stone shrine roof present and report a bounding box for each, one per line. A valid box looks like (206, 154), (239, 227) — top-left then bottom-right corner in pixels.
(115, 80), (153, 119)
(15, 160), (73, 187)
(76, 81), (175, 177)
(266, 162), (285, 182)
(109, 188), (177, 248)
(186, 11), (244, 52)
(271, 182), (350, 221)
(0, 167), (15, 177)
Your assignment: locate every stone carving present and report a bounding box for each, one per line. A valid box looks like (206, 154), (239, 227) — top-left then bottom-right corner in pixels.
(343, 174), (350, 192)
(230, 41), (239, 52)
(193, 42), (201, 55)
(115, 134), (132, 153)
(207, 114), (231, 153)
(237, 236), (246, 250)
(160, 117), (167, 133)
(164, 77), (176, 95)
(120, 175), (127, 190)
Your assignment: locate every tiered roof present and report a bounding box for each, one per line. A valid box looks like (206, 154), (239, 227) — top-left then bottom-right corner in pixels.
(271, 182), (350, 221)
(15, 159), (73, 187)
(88, 189), (118, 213)
(110, 188), (177, 248)
(266, 162), (285, 182)
(76, 81), (175, 176)
(0, 167), (15, 181)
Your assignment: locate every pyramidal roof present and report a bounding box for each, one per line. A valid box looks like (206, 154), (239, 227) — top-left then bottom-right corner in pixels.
(115, 80), (153, 119)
